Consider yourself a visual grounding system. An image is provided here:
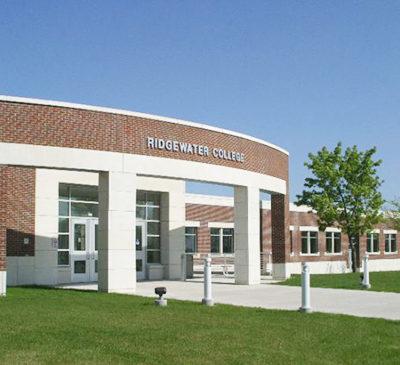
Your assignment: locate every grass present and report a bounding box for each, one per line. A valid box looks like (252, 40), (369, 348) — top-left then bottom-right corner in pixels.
(278, 271), (400, 293)
(0, 288), (399, 364)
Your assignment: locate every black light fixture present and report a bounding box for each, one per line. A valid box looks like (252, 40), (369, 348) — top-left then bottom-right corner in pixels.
(154, 287), (167, 306)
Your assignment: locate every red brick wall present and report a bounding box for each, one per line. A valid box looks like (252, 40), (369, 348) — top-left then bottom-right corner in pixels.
(0, 101), (289, 181)
(186, 203), (233, 253)
(288, 211), (349, 262)
(186, 203), (399, 264)
(0, 166), (35, 268)
(360, 222), (400, 261)
(271, 194), (290, 264)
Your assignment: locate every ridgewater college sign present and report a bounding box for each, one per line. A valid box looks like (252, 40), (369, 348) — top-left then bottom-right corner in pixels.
(147, 137), (245, 163)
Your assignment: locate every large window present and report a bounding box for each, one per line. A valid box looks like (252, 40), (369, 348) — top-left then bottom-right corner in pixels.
(58, 184), (99, 266)
(210, 228), (234, 254)
(185, 227), (197, 253)
(289, 230), (294, 254)
(385, 234), (397, 253)
(367, 233), (380, 253)
(301, 231), (318, 255)
(326, 232), (341, 254)
(136, 191), (161, 264)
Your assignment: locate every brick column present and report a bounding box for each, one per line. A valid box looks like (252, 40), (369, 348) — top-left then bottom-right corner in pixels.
(271, 192), (290, 280)
(98, 171), (137, 294)
(234, 186), (261, 285)
(0, 166), (7, 294)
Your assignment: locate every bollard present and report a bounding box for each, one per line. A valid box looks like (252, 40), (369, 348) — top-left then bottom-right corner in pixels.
(348, 248), (353, 272)
(0, 272), (6, 296)
(181, 253), (187, 281)
(154, 287), (167, 307)
(202, 255), (214, 306)
(267, 251), (272, 275)
(299, 262), (311, 313)
(362, 255), (371, 289)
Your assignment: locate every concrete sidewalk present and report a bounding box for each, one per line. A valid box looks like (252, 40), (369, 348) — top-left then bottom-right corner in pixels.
(135, 280), (400, 321)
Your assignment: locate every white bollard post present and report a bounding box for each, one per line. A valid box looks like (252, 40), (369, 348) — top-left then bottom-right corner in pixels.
(202, 255), (214, 306)
(267, 251), (272, 275)
(362, 254), (371, 289)
(181, 253), (187, 281)
(299, 262), (311, 313)
(0, 272), (6, 296)
(348, 248), (353, 272)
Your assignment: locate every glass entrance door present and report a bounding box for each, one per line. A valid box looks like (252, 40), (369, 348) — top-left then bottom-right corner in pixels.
(136, 222), (146, 280)
(89, 222), (98, 282)
(71, 218), (98, 283)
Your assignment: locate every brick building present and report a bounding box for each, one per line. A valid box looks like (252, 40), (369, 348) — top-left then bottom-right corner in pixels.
(0, 96), (397, 295)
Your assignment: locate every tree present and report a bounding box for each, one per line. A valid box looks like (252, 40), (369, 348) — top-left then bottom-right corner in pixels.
(385, 198), (400, 231)
(296, 143), (384, 272)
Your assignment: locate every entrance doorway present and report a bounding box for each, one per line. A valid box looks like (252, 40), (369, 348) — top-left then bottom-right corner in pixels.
(136, 221), (146, 280)
(71, 218), (98, 282)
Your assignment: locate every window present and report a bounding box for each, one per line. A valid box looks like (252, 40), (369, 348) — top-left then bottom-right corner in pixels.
(222, 228), (234, 253)
(289, 230), (294, 254)
(367, 233), (379, 253)
(185, 227), (197, 253)
(211, 228), (220, 253)
(210, 228), (234, 254)
(301, 231), (318, 255)
(58, 184), (98, 266)
(326, 232), (341, 254)
(136, 191), (161, 264)
(385, 234), (397, 253)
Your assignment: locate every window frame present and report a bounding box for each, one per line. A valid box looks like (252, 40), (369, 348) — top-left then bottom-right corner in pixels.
(366, 232), (380, 254)
(185, 227), (198, 253)
(384, 233), (397, 254)
(289, 228), (294, 255)
(325, 231), (342, 255)
(300, 231), (319, 256)
(136, 190), (161, 264)
(57, 183), (99, 267)
(210, 227), (234, 254)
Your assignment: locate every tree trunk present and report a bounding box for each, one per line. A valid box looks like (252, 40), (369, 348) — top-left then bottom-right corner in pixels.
(349, 235), (360, 273)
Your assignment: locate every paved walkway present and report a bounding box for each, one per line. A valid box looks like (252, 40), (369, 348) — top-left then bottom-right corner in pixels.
(58, 279), (400, 321)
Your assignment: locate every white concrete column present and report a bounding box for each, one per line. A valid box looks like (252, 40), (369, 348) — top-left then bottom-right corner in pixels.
(98, 171), (137, 294)
(0, 271), (6, 295)
(161, 182), (186, 280)
(234, 186), (261, 285)
(34, 169), (59, 286)
(0, 166), (6, 294)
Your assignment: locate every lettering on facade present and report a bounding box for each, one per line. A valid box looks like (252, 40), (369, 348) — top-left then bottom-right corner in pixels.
(146, 137), (245, 163)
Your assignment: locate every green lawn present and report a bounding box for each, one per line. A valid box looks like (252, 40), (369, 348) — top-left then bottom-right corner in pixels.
(278, 271), (400, 293)
(0, 288), (399, 364)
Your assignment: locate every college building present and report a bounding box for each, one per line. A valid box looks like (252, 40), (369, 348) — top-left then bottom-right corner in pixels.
(0, 96), (398, 295)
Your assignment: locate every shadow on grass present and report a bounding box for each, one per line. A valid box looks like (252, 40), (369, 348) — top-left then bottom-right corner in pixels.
(11, 284), (102, 295)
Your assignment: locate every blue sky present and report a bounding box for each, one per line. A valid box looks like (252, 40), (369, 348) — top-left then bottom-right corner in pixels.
(1, 1), (399, 201)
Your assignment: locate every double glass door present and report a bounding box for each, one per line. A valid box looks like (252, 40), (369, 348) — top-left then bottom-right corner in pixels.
(136, 221), (146, 280)
(70, 219), (146, 282)
(71, 218), (98, 283)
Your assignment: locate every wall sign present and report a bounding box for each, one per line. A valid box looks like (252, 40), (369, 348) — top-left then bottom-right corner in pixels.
(146, 137), (245, 163)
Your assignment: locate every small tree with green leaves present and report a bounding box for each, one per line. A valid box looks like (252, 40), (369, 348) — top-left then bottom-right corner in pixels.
(296, 143), (384, 272)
